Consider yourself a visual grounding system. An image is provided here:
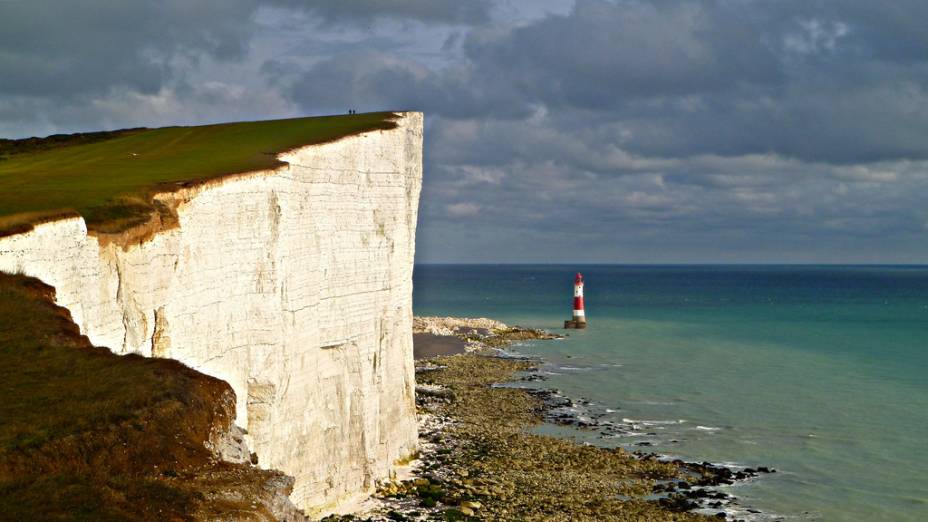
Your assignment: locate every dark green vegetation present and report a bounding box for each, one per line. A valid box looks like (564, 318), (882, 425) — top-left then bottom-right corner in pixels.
(0, 273), (292, 521)
(0, 112), (398, 235)
(0, 129), (144, 160)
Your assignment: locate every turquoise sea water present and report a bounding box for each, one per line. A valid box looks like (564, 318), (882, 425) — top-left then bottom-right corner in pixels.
(412, 265), (928, 521)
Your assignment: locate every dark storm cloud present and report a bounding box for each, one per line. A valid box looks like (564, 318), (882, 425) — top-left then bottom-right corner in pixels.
(451, 0), (928, 164)
(463, 0), (784, 103)
(0, 0), (258, 98)
(0, 0), (496, 137)
(286, 50), (533, 119)
(0, 0), (488, 100)
(280, 0), (928, 165)
(283, 0), (494, 25)
(1, 0), (927, 262)
(277, 0), (928, 261)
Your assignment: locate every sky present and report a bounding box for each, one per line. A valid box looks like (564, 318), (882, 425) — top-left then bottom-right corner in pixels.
(2, 0), (927, 264)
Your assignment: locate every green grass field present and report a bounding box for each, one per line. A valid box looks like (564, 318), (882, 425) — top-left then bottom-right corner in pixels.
(0, 112), (398, 235)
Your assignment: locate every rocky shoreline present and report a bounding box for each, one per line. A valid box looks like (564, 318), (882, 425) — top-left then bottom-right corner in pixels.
(413, 316), (563, 351)
(329, 317), (770, 521)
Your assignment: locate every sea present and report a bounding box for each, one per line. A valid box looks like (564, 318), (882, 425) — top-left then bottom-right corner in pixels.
(412, 265), (928, 521)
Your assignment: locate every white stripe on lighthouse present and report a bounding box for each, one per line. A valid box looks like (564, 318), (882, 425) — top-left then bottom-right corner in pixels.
(573, 309), (585, 316)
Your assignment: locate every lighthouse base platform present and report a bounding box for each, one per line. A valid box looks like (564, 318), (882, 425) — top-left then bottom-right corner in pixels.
(564, 320), (587, 329)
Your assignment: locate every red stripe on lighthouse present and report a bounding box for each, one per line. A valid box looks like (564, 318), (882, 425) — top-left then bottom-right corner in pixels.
(573, 273), (586, 320)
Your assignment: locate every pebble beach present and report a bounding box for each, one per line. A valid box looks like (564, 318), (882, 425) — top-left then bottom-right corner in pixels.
(332, 317), (766, 521)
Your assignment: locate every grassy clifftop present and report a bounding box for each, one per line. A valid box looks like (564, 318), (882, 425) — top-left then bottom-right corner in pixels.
(0, 112), (398, 236)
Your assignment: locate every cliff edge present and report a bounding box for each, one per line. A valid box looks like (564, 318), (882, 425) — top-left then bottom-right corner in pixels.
(0, 112), (424, 515)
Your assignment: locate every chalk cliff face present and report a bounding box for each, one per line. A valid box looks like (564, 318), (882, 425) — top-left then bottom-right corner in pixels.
(0, 113), (423, 514)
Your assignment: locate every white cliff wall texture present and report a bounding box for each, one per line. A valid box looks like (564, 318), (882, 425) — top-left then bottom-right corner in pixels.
(0, 113), (423, 514)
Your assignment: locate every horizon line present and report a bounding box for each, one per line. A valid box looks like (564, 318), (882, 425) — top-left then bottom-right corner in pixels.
(413, 262), (928, 267)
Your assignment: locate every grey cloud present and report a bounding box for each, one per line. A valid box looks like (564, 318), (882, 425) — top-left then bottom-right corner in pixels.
(2, 0), (927, 263)
(414, 107), (928, 262)
(273, 0), (928, 260)
(0, 0), (260, 98)
(611, 76), (928, 164)
(279, 0), (494, 26)
(463, 0), (784, 104)
(769, 0), (928, 64)
(417, 0), (928, 164)
(287, 50), (533, 119)
(0, 0), (488, 135)
(284, 0), (928, 165)
(416, 148), (928, 262)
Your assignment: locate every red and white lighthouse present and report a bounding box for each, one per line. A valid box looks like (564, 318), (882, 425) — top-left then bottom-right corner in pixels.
(565, 272), (587, 329)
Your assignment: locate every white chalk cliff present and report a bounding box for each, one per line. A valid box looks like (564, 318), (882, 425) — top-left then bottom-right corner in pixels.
(0, 112), (423, 515)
